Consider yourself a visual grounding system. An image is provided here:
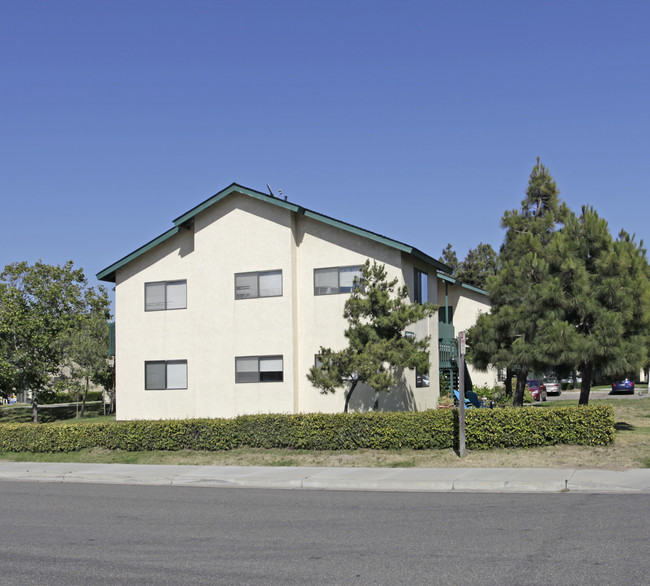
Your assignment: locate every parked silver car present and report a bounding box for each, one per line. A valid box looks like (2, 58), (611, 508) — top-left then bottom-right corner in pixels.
(543, 378), (561, 396)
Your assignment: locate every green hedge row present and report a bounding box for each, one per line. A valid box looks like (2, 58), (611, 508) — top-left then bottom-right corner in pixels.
(465, 404), (615, 448)
(0, 405), (614, 453)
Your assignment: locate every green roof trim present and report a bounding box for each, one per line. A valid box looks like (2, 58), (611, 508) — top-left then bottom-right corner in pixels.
(96, 226), (181, 282)
(437, 272), (488, 296)
(173, 183), (299, 226)
(300, 209), (448, 271)
(97, 182), (451, 282)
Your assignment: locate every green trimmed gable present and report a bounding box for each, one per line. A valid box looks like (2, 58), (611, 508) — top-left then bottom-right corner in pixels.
(96, 183), (451, 282)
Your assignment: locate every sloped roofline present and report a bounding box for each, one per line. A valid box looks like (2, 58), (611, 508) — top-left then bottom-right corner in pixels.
(97, 182), (451, 282)
(437, 271), (489, 296)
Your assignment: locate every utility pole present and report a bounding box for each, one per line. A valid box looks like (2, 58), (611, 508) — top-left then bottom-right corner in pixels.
(458, 331), (466, 457)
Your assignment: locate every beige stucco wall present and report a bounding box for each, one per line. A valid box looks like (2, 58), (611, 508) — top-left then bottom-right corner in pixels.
(114, 193), (441, 420)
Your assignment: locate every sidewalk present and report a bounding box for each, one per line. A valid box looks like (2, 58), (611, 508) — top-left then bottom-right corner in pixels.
(1, 462), (649, 493)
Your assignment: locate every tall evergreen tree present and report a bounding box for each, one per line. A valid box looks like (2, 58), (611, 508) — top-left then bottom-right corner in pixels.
(439, 244), (458, 273)
(455, 242), (498, 289)
(468, 158), (569, 405)
(545, 208), (650, 404)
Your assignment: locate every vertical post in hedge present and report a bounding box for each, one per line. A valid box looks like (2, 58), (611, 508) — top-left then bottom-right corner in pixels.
(458, 331), (466, 458)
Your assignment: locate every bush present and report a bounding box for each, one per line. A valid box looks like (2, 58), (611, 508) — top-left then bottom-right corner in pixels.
(465, 404), (614, 448)
(0, 405), (614, 453)
(471, 385), (534, 406)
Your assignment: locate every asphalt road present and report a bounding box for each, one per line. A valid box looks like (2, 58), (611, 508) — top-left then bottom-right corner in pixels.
(1, 482), (648, 585)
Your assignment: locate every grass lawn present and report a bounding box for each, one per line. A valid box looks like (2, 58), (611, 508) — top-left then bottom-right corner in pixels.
(0, 402), (107, 424)
(1, 397), (649, 470)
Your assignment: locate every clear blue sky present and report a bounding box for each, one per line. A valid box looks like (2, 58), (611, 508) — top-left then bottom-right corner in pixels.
(2, 0), (649, 302)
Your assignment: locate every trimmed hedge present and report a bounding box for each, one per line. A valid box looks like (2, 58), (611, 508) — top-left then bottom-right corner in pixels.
(0, 405), (614, 453)
(465, 404), (615, 448)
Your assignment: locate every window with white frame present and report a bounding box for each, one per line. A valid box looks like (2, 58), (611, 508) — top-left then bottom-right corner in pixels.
(145, 360), (187, 390)
(314, 265), (361, 295)
(235, 270), (282, 299)
(145, 280), (187, 311)
(236, 355), (284, 383)
(414, 269), (428, 304)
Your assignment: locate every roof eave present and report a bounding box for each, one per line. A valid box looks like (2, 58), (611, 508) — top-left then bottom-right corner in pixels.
(437, 271), (489, 296)
(96, 226), (181, 283)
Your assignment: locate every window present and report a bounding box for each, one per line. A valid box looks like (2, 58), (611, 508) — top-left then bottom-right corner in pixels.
(416, 368), (430, 388)
(314, 266), (361, 295)
(236, 355), (283, 383)
(414, 269), (428, 304)
(145, 360), (187, 390)
(145, 280), (187, 311)
(235, 270), (282, 299)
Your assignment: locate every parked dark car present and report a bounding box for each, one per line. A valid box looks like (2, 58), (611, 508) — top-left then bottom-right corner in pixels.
(527, 379), (547, 402)
(612, 378), (635, 393)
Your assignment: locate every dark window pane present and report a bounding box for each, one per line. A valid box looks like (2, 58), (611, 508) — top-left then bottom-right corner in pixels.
(259, 370), (283, 382)
(145, 362), (166, 389)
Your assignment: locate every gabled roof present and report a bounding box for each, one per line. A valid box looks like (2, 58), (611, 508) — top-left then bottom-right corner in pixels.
(97, 182), (451, 282)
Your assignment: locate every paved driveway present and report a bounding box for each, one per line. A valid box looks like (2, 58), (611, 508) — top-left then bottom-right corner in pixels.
(546, 388), (648, 401)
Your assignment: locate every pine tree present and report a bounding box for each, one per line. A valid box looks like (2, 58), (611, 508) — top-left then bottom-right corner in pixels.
(546, 208), (650, 403)
(467, 158), (569, 405)
(307, 260), (437, 412)
(439, 244), (458, 273)
(455, 242), (498, 289)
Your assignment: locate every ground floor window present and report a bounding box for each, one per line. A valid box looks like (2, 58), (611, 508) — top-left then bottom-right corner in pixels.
(236, 355), (283, 383)
(145, 360), (188, 390)
(416, 369), (430, 388)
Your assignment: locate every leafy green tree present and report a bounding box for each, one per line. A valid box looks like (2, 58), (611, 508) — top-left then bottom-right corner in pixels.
(455, 242), (498, 289)
(92, 356), (115, 415)
(439, 243), (458, 273)
(0, 261), (111, 422)
(308, 260), (438, 412)
(59, 305), (111, 417)
(544, 208), (650, 404)
(467, 158), (569, 406)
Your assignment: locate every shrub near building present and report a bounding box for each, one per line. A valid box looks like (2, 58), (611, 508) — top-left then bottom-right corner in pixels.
(0, 405), (614, 453)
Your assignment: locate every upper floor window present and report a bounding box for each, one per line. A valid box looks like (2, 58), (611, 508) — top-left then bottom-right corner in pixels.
(145, 280), (187, 311)
(414, 269), (428, 304)
(314, 265), (361, 295)
(235, 355), (284, 383)
(145, 360), (187, 390)
(235, 270), (282, 299)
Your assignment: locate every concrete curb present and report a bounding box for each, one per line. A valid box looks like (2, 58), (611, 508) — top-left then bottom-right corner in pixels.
(1, 462), (649, 493)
